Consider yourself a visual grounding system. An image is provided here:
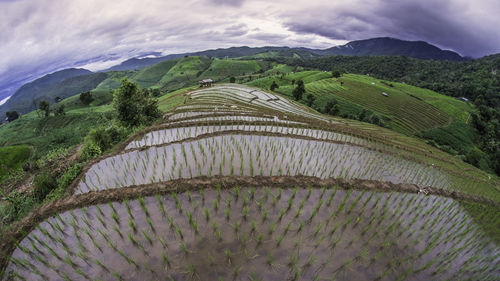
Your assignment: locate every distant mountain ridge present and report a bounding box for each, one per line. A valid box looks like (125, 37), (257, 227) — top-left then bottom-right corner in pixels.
(310, 37), (465, 61)
(0, 68), (107, 116)
(107, 37), (466, 72)
(0, 37), (469, 117)
(105, 46), (304, 71)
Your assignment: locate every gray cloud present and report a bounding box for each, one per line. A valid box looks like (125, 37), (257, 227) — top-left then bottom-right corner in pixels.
(283, 0), (500, 56)
(0, 0), (499, 102)
(208, 0), (246, 7)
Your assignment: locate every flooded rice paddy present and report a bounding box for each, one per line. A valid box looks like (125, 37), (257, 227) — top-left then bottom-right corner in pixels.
(78, 134), (448, 194)
(5, 188), (498, 280)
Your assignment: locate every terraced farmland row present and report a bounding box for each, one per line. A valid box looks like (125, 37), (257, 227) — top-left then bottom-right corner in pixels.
(1, 84), (498, 280)
(5, 188), (499, 280)
(305, 78), (450, 133)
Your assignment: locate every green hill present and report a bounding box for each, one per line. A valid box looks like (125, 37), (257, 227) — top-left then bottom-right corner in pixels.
(94, 70), (136, 91)
(0, 70), (107, 117)
(131, 60), (179, 88)
(198, 59), (262, 80)
(247, 71), (478, 156)
(314, 37), (465, 61)
(0, 110), (112, 159)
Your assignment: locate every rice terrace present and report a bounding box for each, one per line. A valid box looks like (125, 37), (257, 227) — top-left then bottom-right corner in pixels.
(1, 83), (498, 280)
(1, 1), (500, 280)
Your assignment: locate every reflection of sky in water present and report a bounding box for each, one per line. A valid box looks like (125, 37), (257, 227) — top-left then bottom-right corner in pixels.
(6, 189), (498, 281)
(78, 134), (446, 194)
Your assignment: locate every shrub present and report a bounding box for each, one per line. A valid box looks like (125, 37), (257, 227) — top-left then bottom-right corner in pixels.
(45, 163), (83, 201)
(86, 125), (129, 152)
(38, 100), (50, 117)
(80, 91), (94, 106)
(331, 70), (342, 78)
(306, 94), (315, 107)
(270, 81), (279, 91)
(80, 141), (102, 161)
(6, 111), (19, 122)
(54, 104), (65, 116)
(151, 89), (161, 97)
(33, 172), (57, 201)
(292, 80), (305, 101)
(369, 114), (385, 127)
(465, 147), (490, 170)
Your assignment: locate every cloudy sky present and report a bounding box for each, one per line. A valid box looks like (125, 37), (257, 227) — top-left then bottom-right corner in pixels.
(1, 0), (499, 102)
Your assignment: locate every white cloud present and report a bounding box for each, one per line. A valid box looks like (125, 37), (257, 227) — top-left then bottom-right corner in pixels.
(0, 0), (499, 100)
(0, 96), (11, 106)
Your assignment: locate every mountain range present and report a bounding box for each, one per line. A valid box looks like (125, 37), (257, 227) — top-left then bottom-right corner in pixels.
(0, 37), (473, 116)
(108, 37), (466, 72)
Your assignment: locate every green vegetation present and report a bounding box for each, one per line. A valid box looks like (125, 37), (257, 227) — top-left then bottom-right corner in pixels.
(292, 80), (305, 101)
(1, 81), (498, 280)
(272, 54), (500, 175)
(132, 59), (179, 88)
(112, 78), (161, 127)
(0, 111), (113, 159)
(38, 100), (50, 117)
(0, 145), (31, 181)
(79, 91), (94, 105)
(5, 111), (19, 122)
(0, 70), (107, 116)
(33, 172), (57, 201)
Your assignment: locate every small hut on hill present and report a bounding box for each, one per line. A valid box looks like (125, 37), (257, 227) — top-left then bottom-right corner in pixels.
(199, 79), (213, 87)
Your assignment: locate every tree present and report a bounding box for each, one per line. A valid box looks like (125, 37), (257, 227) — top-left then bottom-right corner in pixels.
(39, 100), (50, 117)
(113, 78), (161, 127)
(80, 91), (94, 106)
(229, 76), (236, 83)
(270, 81), (279, 91)
(151, 89), (161, 97)
(292, 80), (305, 101)
(358, 109), (369, 121)
(331, 70), (342, 78)
(306, 94), (315, 107)
(324, 100), (339, 115)
(54, 104), (65, 116)
(6, 111), (19, 122)
(330, 104), (340, 115)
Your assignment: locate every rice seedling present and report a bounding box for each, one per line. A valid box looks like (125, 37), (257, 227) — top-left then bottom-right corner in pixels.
(5, 147), (499, 281)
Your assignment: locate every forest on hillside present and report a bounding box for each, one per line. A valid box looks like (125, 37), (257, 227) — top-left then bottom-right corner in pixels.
(270, 55), (500, 175)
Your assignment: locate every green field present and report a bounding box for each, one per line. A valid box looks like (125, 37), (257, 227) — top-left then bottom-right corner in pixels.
(0, 111), (113, 159)
(246, 71), (480, 157)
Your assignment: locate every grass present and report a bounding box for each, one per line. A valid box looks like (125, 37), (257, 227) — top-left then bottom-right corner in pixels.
(199, 59), (262, 81)
(0, 111), (113, 159)
(132, 60), (179, 88)
(157, 86), (197, 113)
(59, 89), (114, 114)
(0, 145), (31, 179)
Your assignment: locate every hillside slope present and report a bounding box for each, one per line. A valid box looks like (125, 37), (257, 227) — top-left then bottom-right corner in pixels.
(2, 84), (498, 280)
(313, 37), (465, 61)
(104, 37), (464, 73)
(0, 70), (107, 116)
